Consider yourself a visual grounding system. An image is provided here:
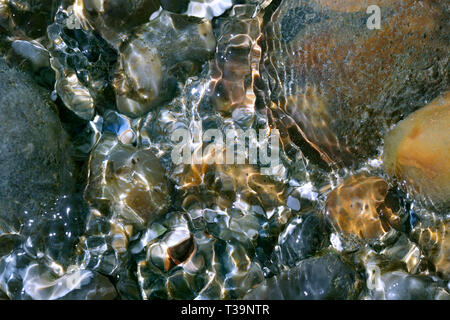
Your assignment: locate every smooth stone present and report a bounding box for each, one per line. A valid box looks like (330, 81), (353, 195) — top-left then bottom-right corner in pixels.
(22, 263), (117, 300)
(325, 174), (401, 241)
(276, 212), (329, 268)
(210, 4), (262, 116)
(11, 40), (50, 71)
(244, 253), (359, 299)
(383, 91), (450, 205)
(47, 12), (118, 119)
(370, 271), (445, 300)
(52, 65), (95, 121)
(0, 58), (74, 233)
(266, 0), (449, 167)
(77, 0), (161, 46)
(59, 272), (118, 300)
(113, 10), (216, 117)
(148, 228), (196, 272)
(84, 134), (170, 227)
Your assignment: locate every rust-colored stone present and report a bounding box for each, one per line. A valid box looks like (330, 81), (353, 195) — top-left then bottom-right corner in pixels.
(266, 0), (449, 166)
(326, 174), (400, 240)
(383, 92), (450, 204)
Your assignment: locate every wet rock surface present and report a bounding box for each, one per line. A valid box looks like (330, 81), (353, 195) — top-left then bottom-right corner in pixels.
(276, 212), (329, 268)
(0, 0), (448, 300)
(0, 58), (74, 233)
(383, 91), (450, 207)
(369, 271), (447, 300)
(85, 133), (171, 227)
(325, 174), (403, 242)
(113, 10), (216, 117)
(266, 0), (449, 167)
(244, 253), (360, 299)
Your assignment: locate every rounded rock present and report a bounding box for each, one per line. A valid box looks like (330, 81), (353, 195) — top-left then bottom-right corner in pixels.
(383, 91), (450, 206)
(0, 58), (74, 233)
(266, 0), (449, 167)
(325, 174), (401, 241)
(244, 253), (360, 300)
(84, 133), (170, 227)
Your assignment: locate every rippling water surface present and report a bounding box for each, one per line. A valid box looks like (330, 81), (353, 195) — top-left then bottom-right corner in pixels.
(0, 0), (448, 300)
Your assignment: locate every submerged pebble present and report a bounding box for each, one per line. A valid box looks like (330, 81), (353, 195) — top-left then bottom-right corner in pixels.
(244, 253), (360, 299)
(325, 174), (402, 242)
(276, 212), (329, 268)
(362, 250), (449, 300)
(47, 8), (118, 119)
(11, 40), (50, 71)
(113, 10), (216, 117)
(411, 219), (449, 279)
(266, 0), (449, 167)
(0, 57), (75, 233)
(84, 133), (170, 227)
(137, 212), (265, 299)
(383, 91), (450, 206)
(370, 270), (447, 300)
(23, 264), (117, 300)
(74, 0), (161, 46)
(210, 4), (263, 119)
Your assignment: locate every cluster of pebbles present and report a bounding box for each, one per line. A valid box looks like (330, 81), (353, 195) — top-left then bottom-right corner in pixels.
(0, 0), (448, 299)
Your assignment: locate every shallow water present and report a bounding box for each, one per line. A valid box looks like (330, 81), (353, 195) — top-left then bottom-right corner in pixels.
(0, 0), (448, 300)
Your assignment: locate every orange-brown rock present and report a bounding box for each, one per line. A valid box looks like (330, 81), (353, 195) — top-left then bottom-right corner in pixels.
(325, 174), (400, 241)
(312, 0), (395, 13)
(266, 0), (449, 167)
(383, 92), (450, 205)
(171, 146), (286, 211)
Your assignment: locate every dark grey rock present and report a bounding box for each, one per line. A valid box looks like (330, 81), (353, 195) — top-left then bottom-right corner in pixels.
(277, 212), (329, 268)
(0, 58), (74, 233)
(244, 253), (359, 300)
(0, 234), (22, 257)
(161, 0), (190, 13)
